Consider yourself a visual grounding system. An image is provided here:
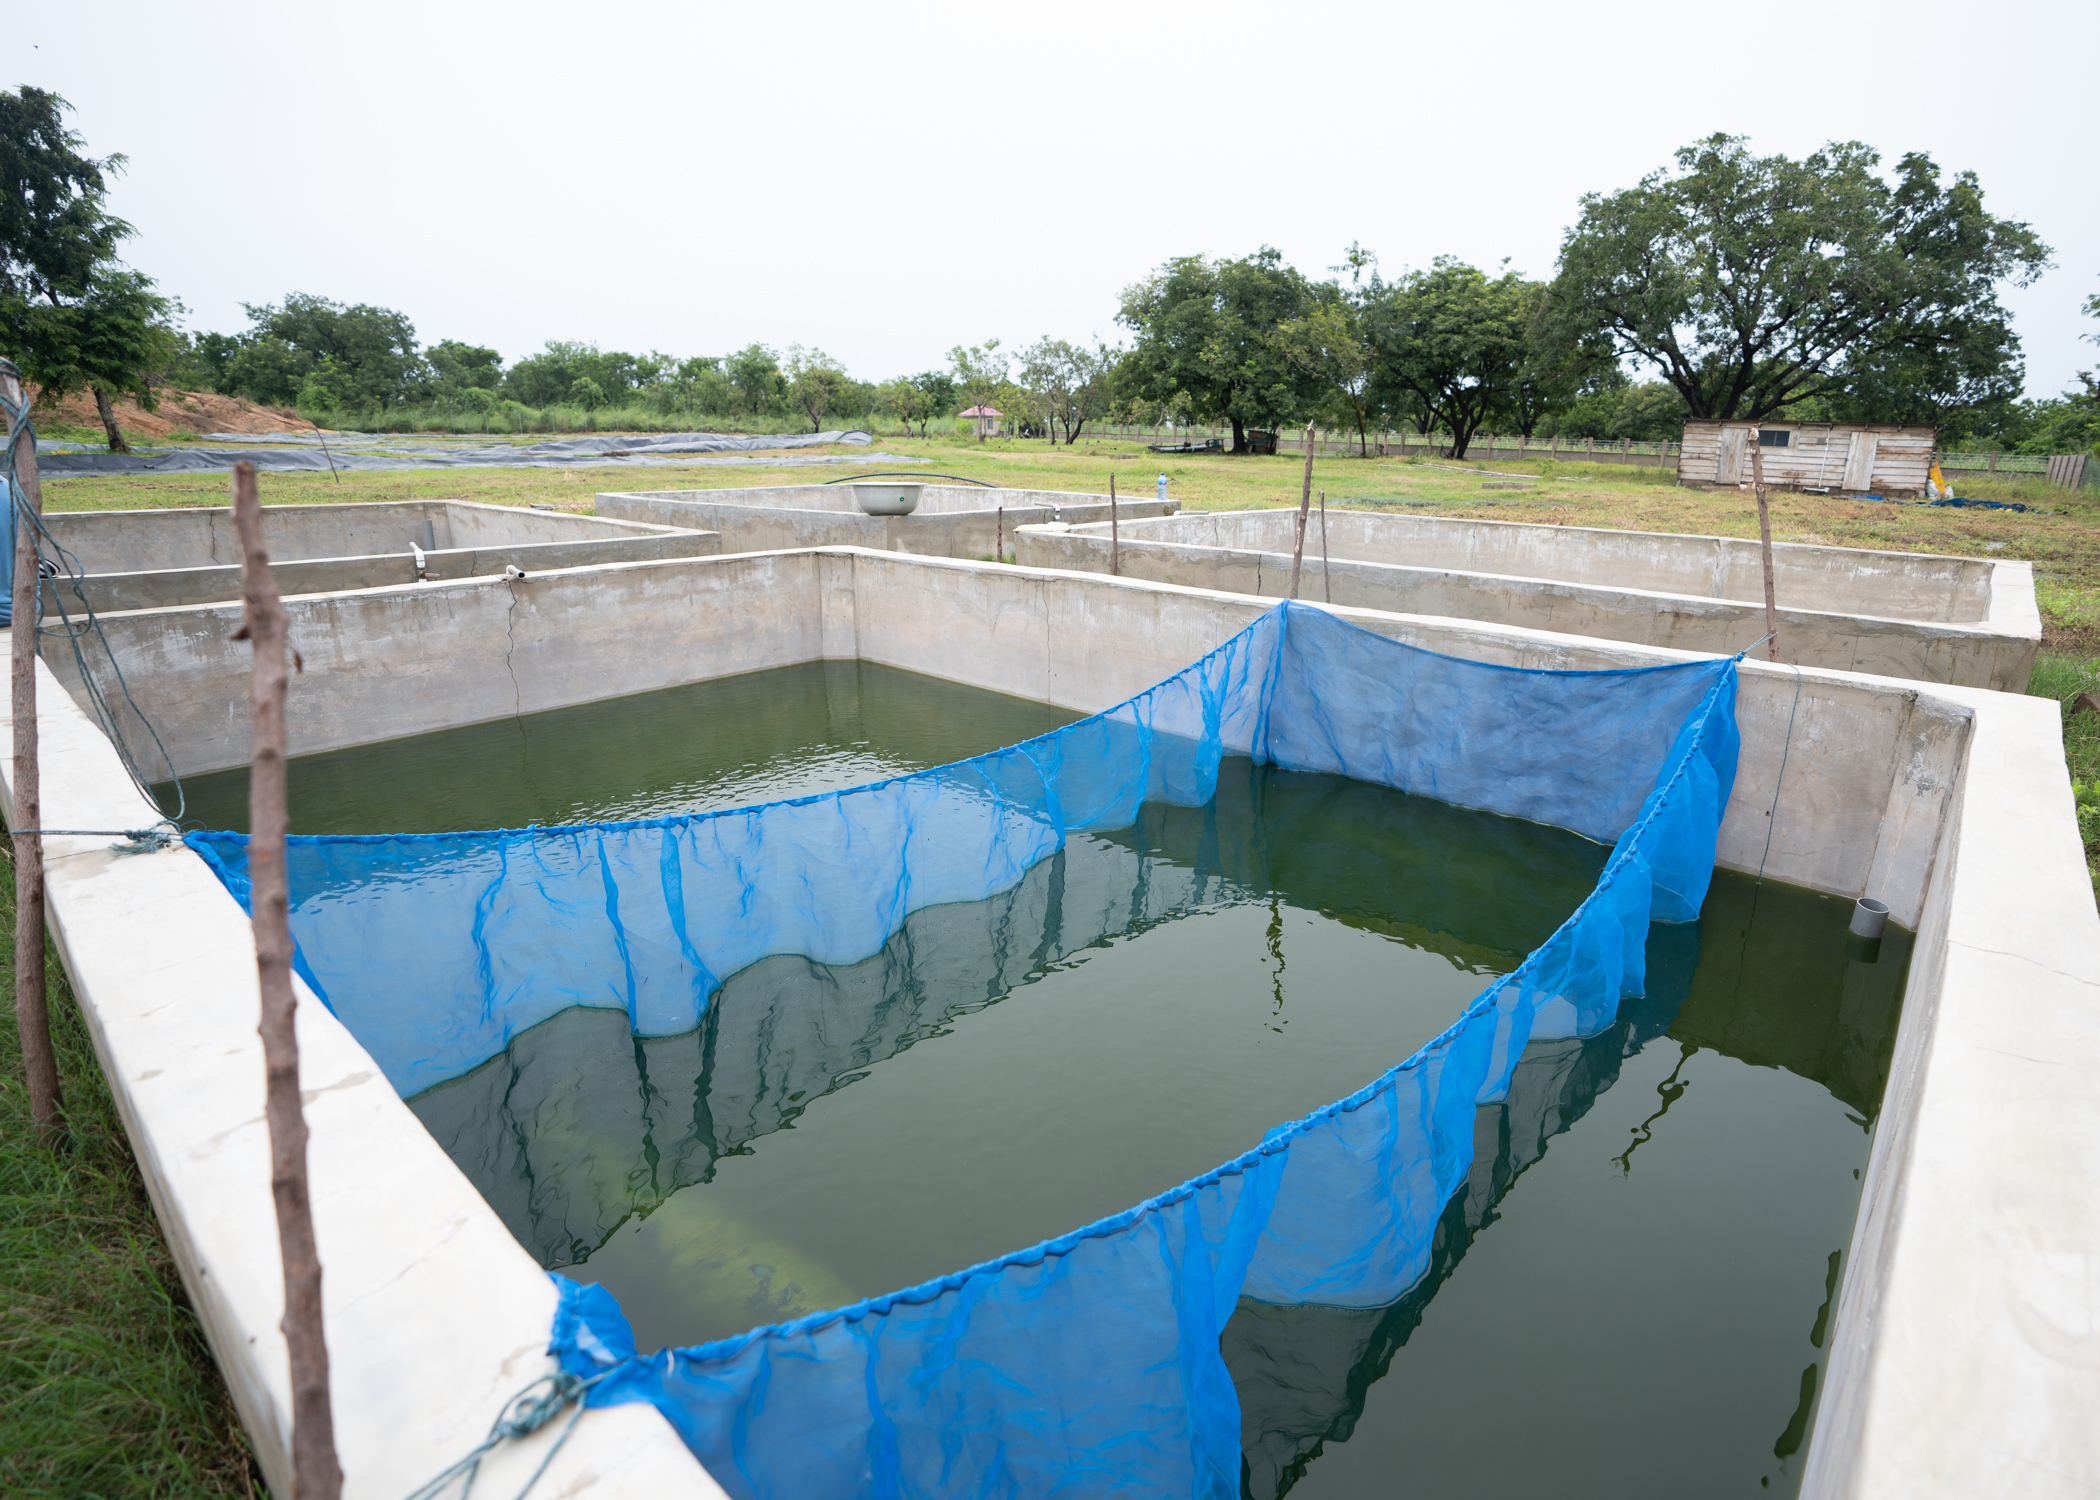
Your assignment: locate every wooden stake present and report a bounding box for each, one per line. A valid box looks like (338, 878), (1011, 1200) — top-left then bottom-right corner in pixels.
(1750, 426), (1778, 662)
(1287, 421), (1314, 600)
(1319, 490), (1330, 604)
(1110, 474), (1120, 577)
(231, 462), (341, 1500)
(3, 362), (60, 1139)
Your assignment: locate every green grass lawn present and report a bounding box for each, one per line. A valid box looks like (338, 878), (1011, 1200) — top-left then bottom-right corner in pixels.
(0, 856), (259, 1497)
(42, 430), (2091, 631)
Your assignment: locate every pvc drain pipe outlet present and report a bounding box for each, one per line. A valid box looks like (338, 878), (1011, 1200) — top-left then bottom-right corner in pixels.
(1850, 897), (1890, 940)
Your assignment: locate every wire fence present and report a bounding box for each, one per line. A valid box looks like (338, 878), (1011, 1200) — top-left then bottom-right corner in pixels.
(1083, 426), (1680, 463)
(1084, 425), (2088, 486)
(1936, 451), (2050, 475)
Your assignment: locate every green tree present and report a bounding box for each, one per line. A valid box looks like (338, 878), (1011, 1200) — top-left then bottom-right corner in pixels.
(227, 293), (423, 409)
(654, 355), (733, 420)
(12, 268), (172, 450)
(426, 339), (503, 395)
(783, 344), (850, 431)
(500, 341), (656, 410)
(877, 371), (958, 437)
(1544, 371), (1689, 442)
(1998, 284), (2100, 456)
(1117, 248), (1320, 452)
(1280, 293), (1377, 454)
(1015, 338), (1114, 445)
(724, 343), (784, 418)
(1365, 258), (1537, 458)
(0, 87), (174, 450)
(947, 340), (1008, 439)
(1278, 243), (1387, 454)
(1546, 135), (2050, 423)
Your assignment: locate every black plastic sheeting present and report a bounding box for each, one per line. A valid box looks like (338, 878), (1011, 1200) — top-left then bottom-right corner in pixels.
(37, 429), (881, 478)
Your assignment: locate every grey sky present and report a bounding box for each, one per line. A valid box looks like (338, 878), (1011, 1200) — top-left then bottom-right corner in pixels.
(10, 0), (2096, 400)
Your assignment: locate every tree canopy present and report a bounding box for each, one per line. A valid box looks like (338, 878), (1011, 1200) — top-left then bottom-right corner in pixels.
(1016, 337), (1114, 444)
(1545, 134), (2050, 423)
(226, 293), (423, 410)
(1117, 249), (1322, 451)
(1, 86), (172, 450)
(1364, 259), (1543, 457)
(783, 344), (849, 431)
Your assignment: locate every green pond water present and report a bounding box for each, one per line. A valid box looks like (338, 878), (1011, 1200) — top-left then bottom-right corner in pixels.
(167, 659), (1084, 835)
(172, 662), (1910, 1499)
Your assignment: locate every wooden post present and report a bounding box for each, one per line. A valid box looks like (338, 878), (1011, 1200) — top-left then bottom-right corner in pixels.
(231, 461), (342, 1500)
(1318, 490), (1330, 604)
(1750, 428), (1779, 662)
(1109, 474), (1120, 577)
(1287, 422), (1314, 600)
(4, 362), (60, 1138)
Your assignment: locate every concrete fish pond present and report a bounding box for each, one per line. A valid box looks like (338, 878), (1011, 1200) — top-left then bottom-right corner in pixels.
(8, 548), (2096, 1499)
(167, 654), (1909, 1496)
(596, 482), (1177, 558)
(1016, 507), (2040, 690)
(43, 498), (717, 612)
(181, 601), (1752, 1499)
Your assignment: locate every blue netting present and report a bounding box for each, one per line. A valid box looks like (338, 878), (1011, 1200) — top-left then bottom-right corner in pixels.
(187, 601), (1740, 1499)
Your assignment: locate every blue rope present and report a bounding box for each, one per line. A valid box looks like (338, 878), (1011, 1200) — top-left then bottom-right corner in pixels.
(399, 1370), (609, 1500)
(1, 361), (189, 828)
(1755, 662), (1803, 885)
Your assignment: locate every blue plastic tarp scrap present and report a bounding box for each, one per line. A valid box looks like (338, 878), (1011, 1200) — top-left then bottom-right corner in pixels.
(188, 601), (1741, 1499)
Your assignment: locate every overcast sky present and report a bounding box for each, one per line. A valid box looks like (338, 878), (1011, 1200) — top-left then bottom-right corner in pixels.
(10, 0), (2095, 397)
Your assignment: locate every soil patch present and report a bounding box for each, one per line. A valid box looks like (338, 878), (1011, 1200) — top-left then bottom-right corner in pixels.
(38, 387), (315, 439)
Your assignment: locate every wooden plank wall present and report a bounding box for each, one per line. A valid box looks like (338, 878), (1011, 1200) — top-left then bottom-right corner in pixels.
(2046, 454), (2092, 489)
(1679, 422), (1937, 495)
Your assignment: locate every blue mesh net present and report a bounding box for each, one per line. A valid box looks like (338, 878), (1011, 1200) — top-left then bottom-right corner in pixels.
(187, 601), (1740, 1498)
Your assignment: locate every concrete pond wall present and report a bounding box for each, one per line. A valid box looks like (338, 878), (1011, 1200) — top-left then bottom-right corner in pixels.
(1016, 508), (2039, 691)
(10, 547), (2096, 1497)
(45, 499), (720, 611)
(597, 484), (1176, 559)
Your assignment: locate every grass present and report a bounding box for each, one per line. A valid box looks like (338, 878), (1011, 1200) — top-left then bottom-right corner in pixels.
(0, 855), (260, 1498)
(2024, 655), (2100, 899)
(41, 431), (2099, 630)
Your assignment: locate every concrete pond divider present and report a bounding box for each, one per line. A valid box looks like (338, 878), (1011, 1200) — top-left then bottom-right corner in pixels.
(1015, 508), (2040, 691)
(595, 483), (1177, 559)
(9, 545), (2097, 1497)
(46, 499), (721, 612)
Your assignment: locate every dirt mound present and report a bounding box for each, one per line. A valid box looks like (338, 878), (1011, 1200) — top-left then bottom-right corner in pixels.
(39, 387), (316, 440)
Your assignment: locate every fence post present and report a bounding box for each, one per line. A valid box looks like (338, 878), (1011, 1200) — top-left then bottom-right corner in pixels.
(1109, 476), (1119, 578)
(3, 361), (60, 1140)
(1288, 423), (1314, 600)
(1751, 427), (1778, 662)
(232, 461), (343, 1500)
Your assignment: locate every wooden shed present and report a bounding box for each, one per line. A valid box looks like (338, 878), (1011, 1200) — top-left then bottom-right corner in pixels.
(1678, 421), (1936, 496)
